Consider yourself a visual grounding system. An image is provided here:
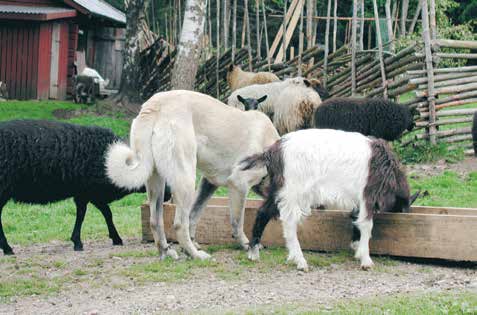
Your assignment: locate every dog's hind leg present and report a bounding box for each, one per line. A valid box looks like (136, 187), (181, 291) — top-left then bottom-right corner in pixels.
(147, 171), (178, 260)
(227, 164), (268, 251)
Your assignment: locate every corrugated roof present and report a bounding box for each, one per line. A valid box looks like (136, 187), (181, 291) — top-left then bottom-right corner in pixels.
(70, 0), (126, 25)
(0, 5), (75, 15)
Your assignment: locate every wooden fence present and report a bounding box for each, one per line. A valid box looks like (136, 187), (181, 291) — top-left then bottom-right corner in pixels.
(139, 36), (476, 154)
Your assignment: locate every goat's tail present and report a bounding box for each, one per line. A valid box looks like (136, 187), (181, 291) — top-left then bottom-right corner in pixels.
(105, 115), (155, 190)
(241, 139), (285, 187)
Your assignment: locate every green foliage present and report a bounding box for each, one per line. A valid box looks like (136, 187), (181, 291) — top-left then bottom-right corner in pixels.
(394, 142), (464, 164)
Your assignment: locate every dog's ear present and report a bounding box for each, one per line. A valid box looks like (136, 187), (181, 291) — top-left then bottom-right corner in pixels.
(237, 95), (246, 104)
(257, 95), (268, 103)
(228, 64), (235, 72)
(303, 79), (311, 87)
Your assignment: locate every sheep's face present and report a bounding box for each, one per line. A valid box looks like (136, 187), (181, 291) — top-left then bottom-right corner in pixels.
(237, 94), (268, 111)
(387, 190), (420, 213)
(407, 107), (419, 131)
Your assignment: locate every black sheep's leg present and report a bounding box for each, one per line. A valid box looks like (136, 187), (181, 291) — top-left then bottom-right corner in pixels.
(247, 196), (279, 261)
(92, 201), (123, 246)
(71, 198), (88, 251)
(350, 207), (361, 251)
(189, 177), (217, 248)
(0, 199), (13, 255)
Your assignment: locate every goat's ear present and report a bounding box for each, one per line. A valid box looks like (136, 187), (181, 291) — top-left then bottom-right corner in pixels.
(237, 95), (246, 104)
(409, 190), (421, 205)
(257, 95), (268, 103)
(303, 79), (312, 87)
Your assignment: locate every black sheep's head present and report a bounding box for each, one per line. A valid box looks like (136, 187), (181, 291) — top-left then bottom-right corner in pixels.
(407, 107), (419, 131)
(237, 94), (268, 111)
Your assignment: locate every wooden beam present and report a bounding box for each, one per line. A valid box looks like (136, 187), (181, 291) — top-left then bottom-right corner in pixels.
(275, 0), (305, 64)
(432, 39), (477, 50)
(268, 0), (300, 60)
(141, 198), (477, 262)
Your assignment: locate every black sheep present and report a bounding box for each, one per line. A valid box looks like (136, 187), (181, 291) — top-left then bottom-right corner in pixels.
(473, 112), (477, 156)
(0, 120), (171, 255)
(313, 97), (416, 141)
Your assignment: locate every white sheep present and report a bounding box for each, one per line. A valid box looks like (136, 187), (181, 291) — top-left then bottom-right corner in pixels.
(241, 129), (420, 271)
(81, 67), (110, 91)
(106, 90), (279, 260)
(228, 77), (322, 135)
(227, 64), (280, 92)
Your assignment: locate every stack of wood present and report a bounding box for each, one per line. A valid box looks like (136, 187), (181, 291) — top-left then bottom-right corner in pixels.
(324, 44), (424, 98)
(403, 39), (477, 154)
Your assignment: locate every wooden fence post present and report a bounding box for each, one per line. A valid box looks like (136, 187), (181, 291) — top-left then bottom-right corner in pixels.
(372, 0), (388, 98)
(323, 0), (332, 87)
(421, 0), (437, 144)
(351, 0), (358, 95)
(262, 0), (271, 70)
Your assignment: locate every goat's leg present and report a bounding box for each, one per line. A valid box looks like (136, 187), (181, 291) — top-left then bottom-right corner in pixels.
(147, 171), (178, 260)
(352, 203), (374, 270)
(282, 215), (308, 271)
(0, 199), (13, 255)
(247, 197), (279, 261)
(189, 177), (217, 249)
(228, 187), (249, 250)
(71, 198), (88, 251)
(91, 201), (122, 246)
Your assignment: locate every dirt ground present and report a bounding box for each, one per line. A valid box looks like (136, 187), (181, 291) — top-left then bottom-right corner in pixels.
(0, 239), (476, 315)
(406, 157), (477, 178)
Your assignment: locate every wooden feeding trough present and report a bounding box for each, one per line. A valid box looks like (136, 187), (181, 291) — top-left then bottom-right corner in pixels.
(141, 197), (477, 262)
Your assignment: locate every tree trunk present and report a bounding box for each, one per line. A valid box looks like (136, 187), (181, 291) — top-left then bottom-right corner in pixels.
(420, 0), (437, 144)
(385, 0), (394, 49)
(282, 0), (287, 63)
(332, 0), (337, 52)
(114, 0), (150, 111)
(323, 0), (332, 87)
(372, 0), (388, 98)
(429, 0), (437, 40)
(306, 0), (313, 50)
(256, 0), (261, 59)
(401, 0), (409, 36)
(171, 0), (207, 90)
(232, 0), (237, 63)
(359, 0), (364, 50)
(262, 0), (271, 70)
(245, 0), (253, 70)
(223, 0), (229, 49)
(351, 0), (358, 95)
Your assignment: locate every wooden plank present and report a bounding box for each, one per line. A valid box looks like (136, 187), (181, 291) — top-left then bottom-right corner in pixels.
(268, 0), (300, 60)
(274, 0), (304, 64)
(141, 200), (477, 261)
(411, 206), (477, 216)
(432, 39), (477, 50)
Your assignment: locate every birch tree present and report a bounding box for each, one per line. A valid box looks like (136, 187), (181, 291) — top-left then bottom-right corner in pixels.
(171, 0), (207, 90)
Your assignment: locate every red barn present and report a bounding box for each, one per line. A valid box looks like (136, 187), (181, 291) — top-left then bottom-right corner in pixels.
(0, 0), (126, 100)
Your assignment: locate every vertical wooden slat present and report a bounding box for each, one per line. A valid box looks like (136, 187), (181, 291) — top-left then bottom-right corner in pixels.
(18, 27), (26, 99)
(31, 25), (39, 99)
(5, 26), (14, 98)
(26, 26), (34, 99)
(0, 26), (6, 82)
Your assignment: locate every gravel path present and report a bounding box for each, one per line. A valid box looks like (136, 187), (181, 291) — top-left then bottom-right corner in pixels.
(0, 239), (476, 315)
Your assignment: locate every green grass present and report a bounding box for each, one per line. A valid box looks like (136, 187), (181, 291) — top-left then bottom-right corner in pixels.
(246, 291), (477, 315)
(0, 100), (79, 121)
(410, 171), (477, 208)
